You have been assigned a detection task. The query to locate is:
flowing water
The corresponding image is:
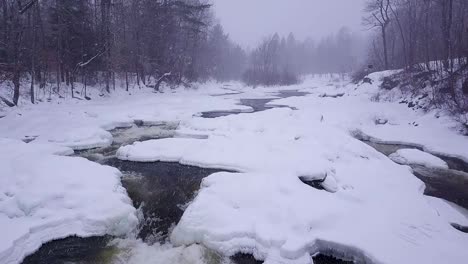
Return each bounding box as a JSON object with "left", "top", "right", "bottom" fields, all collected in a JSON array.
[{"left": 105, "top": 159, "right": 226, "bottom": 242}]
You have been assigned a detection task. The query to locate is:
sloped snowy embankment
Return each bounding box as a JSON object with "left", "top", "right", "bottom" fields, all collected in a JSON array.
[
  {"left": 117, "top": 107, "right": 468, "bottom": 264},
  {"left": 0, "top": 139, "right": 138, "bottom": 264}
]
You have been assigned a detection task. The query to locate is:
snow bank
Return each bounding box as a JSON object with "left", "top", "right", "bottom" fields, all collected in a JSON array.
[
  {"left": 389, "top": 149, "right": 449, "bottom": 169},
  {"left": 0, "top": 139, "right": 138, "bottom": 264}
]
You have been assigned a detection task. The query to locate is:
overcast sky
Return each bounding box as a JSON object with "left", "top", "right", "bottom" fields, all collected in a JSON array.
[{"left": 212, "top": 0, "right": 367, "bottom": 48}]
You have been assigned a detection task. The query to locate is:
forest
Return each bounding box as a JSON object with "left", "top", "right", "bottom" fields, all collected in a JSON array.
[{"left": 0, "top": 0, "right": 467, "bottom": 112}]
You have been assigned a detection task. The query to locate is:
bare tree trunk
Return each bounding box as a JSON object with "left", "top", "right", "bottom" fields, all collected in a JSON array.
[
  {"left": 125, "top": 71, "right": 129, "bottom": 92},
  {"left": 70, "top": 73, "right": 75, "bottom": 98},
  {"left": 12, "top": 27, "right": 23, "bottom": 105},
  {"left": 13, "top": 68, "right": 20, "bottom": 105},
  {"left": 136, "top": 66, "right": 140, "bottom": 87},
  {"left": 101, "top": 0, "right": 111, "bottom": 93},
  {"left": 441, "top": 0, "right": 454, "bottom": 72},
  {"left": 29, "top": 6, "right": 36, "bottom": 104},
  {"left": 65, "top": 70, "right": 70, "bottom": 86},
  {"left": 382, "top": 26, "right": 389, "bottom": 70},
  {"left": 390, "top": 3, "right": 408, "bottom": 69}
]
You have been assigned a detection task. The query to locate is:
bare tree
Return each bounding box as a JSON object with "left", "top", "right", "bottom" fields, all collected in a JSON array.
[
  {"left": 364, "top": 0, "right": 392, "bottom": 70},
  {"left": 439, "top": 0, "right": 454, "bottom": 72}
]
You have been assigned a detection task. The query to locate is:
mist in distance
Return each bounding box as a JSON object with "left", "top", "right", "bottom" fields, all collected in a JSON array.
[{"left": 213, "top": 0, "right": 367, "bottom": 48}]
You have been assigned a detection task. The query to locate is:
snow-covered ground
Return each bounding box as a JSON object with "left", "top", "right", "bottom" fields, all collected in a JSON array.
[{"left": 1, "top": 74, "right": 468, "bottom": 264}]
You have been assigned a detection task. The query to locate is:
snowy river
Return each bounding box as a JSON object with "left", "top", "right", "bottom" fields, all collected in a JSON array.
[
  {"left": 23, "top": 91, "right": 355, "bottom": 264},
  {"left": 4, "top": 81, "right": 467, "bottom": 264}
]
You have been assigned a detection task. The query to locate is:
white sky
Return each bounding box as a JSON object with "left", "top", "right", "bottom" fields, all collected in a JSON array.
[{"left": 212, "top": 0, "right": 367, "bottom": 48}]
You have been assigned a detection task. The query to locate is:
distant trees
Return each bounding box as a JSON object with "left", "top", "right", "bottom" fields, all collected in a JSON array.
[
  {"left": 243, "top": 34, "right": 296, "bottom": 86},
  {"left": 243, "top": 30, "right": 364, "bottom": 86},
  {"left": 197, "top": 23, "right": 247, "bottom": 82}
]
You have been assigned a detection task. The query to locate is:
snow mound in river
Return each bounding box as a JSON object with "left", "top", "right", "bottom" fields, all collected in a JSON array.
[
  {"left": 0, "top": 138, "right": 138, "bottom": 264},
  {"left": 389, "top": 149, "right": 449, "bottom": 169}
]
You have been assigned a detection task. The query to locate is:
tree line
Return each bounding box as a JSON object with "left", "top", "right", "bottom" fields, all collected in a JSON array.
[
  {"left": 243, "top": 28, "right": 365, "bottom": 86},
  {"left": 0, "top": 0, "right": 245, "bottom": 106},
  {"left": 5, "top": 0, "right": 463, "bottom": 108}
]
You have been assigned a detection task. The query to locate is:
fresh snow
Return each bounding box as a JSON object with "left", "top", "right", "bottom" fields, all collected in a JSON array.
[
  {"left": 2, "top": 74, "right": 468, "bottom": 263},
  {"left": 0, "top": 138, "right": 138, "bottom": 264},
  {"left": 389, "top": 149, "right": 449, "bottom": 169}
]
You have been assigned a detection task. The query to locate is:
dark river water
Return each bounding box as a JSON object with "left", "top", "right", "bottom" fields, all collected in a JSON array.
[{"left": 106, "top": 159, "right": 226, "bottom": 242}]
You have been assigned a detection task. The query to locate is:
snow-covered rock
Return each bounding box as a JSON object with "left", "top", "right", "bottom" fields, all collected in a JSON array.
[
  {"left": 0, "top": 139, "right": 138, "bottom": 264},
  {"left": 389, "top": 149, "right": 449, "bottom": 169}
]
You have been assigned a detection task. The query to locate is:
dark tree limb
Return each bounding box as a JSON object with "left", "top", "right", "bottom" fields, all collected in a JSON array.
[
  {"left": 18, "top": 0, "right": 38, "bottom": 14},
  {"left": 73, "top": 48, "right": 107, "bottom": 73},
  {"left": 0, "top": 95, "right": 15, "bottom": 107}
]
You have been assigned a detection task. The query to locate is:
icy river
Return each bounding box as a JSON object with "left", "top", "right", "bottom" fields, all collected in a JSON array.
[
  {"left": 23, "top": 91, "right": 355, "bottom": 264},
  {"left": 22, "top": 89, "right": 468, "bottom": 264},
  {"left": 2, "top": 75, "right": 468, "bottom": 264}
]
